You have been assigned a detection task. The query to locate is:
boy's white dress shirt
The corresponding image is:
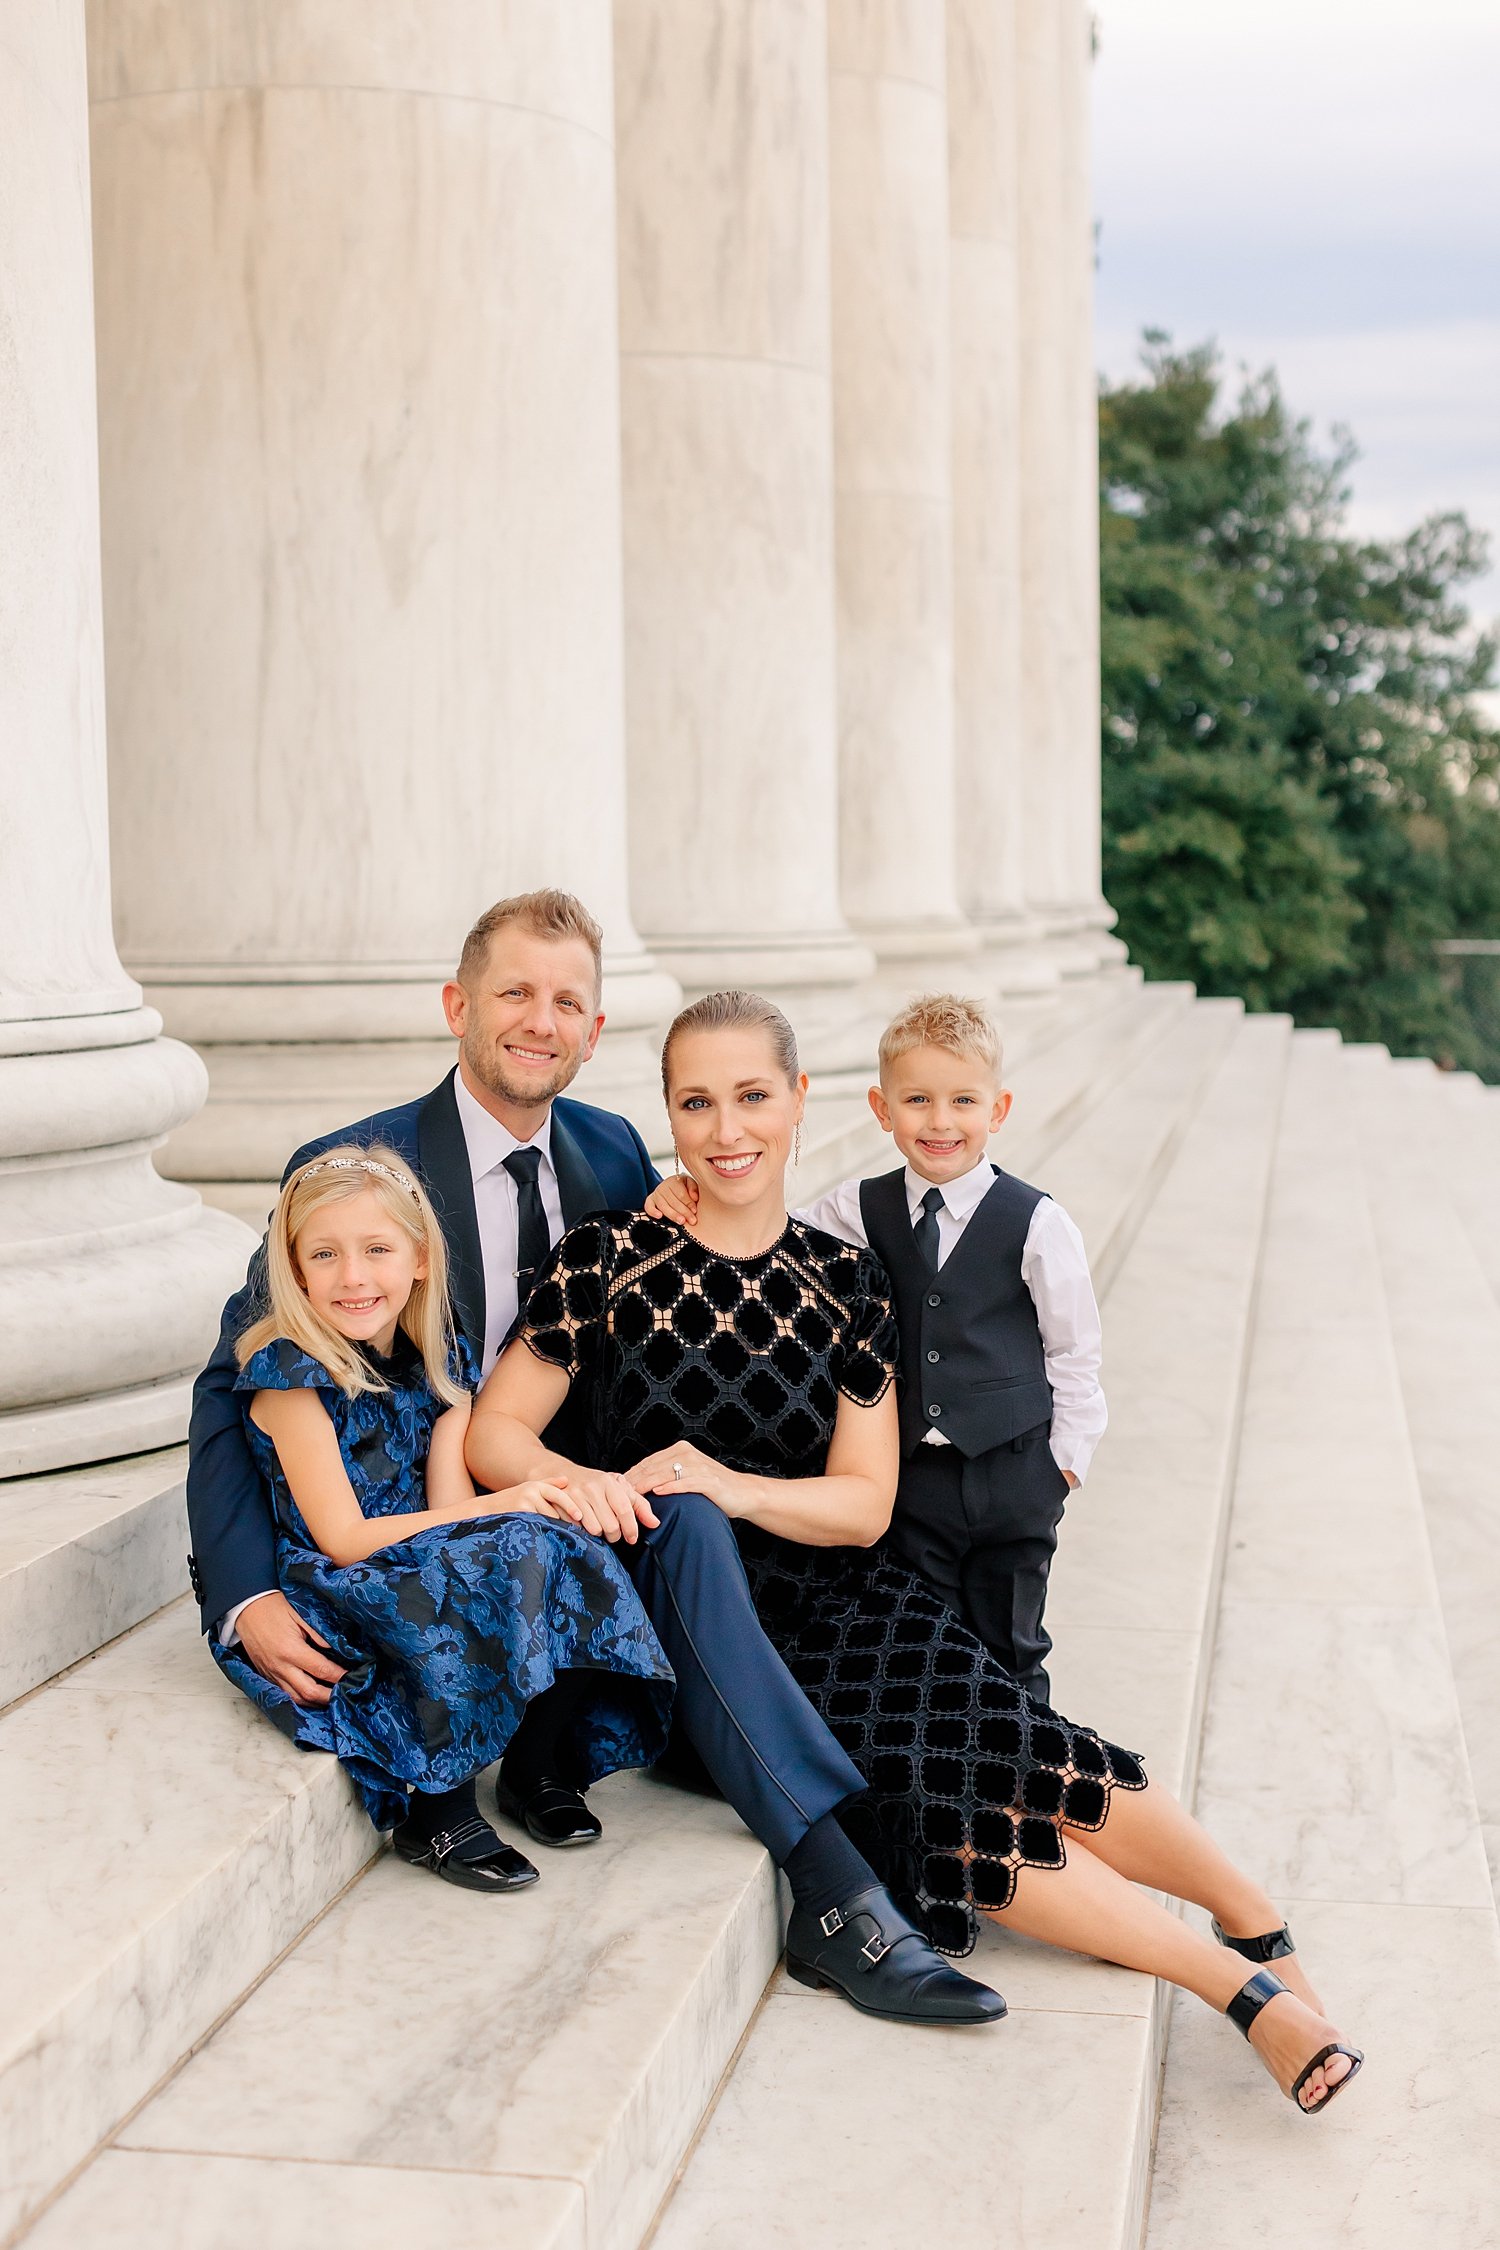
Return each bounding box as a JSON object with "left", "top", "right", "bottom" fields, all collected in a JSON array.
[{"left": 796, "top": 1158, "right": 1106, "bottom": 1484}]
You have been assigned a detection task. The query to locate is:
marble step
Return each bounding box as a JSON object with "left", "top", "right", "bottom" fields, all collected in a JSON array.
[
  {"left": 25, "top": 1774, "right": 779, "bottom": 2250},
  {"left": 21, "top": 997, "right": 1278, "bottom": 2250},
  {"left": 1423, "top": 1062, "right": 1500, "bottom": 1312},
  {"left": 1145, "top": 1032, "right": 1500, "bottom": 2248},
  {"left": 0, "top": 1446, "right": 187, "bottom": 1712},
  {"left": 0, "top": 1600, "right": 380, "bottom": 2243},
  {"left": 1343, "top": 1045, "right": 1500, "bottom": 1904},
  {"left": 649, "top": 1010, "right": 1291, "bottom": 2250}
]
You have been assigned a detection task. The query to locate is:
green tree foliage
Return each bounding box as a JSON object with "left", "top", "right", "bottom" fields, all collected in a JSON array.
[{"left": 1100, "top": 336, "right": 1500, "bottom": 1069}]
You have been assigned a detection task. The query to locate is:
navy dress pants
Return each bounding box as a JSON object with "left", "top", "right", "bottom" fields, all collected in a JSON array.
[
  {"left": 621, "top": 1489, "right": 863, "bottom": 1863},
  {"left": 889, "top": 1426, "right": 1068, "bottom": 1705}
]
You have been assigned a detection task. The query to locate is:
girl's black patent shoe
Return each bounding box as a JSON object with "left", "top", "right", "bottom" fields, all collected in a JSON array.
[{"left": 392, "top": 1813, "right": 539, "bottom": 1894}]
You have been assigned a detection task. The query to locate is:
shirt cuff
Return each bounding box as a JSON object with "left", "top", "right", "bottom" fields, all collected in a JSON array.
[
  {"left": 218, "top": 1588, "right": 278, "bottom": 1648},
  {"left": 1049, "top": 1435, "right": 1095, "bottom": 1485}
]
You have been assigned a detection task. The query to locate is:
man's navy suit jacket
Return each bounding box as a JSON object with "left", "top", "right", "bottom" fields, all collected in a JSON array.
[{"left": 185, "top": 1068, "right": 659, "bottom": 1634}]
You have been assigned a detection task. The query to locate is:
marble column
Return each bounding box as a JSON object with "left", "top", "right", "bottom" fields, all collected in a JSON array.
[
  {"left": 1015, "top": 0, "right": 1117, "bottom": 966},
  {"left": 88, "top": 1, "right": 678, "bottom": 1185},
  {"left": 826, "top": 0, "right": 977, "bottom": 983},
  {"left": 613, "top": 0, "right": 875, "bottom": 1059},
  {"left": 0, "top": 3, "right": 253, "bottom": 1476},
  {"left": 945, "top": 0, "right": 1055, "bottom": 992}
]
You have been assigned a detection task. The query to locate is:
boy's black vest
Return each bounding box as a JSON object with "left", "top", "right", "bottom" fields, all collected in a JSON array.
[{"left": 859, "top": 1164, "right": 1051, "bottom": 1460}]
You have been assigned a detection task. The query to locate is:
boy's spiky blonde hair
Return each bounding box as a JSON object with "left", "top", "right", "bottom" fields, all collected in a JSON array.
[{"left": 877, "top": 993, "right": 1003, "bottom": 1080}]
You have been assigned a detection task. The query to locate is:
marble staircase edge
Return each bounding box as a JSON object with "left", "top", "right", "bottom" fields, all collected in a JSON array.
[
  {"left": 0, "top": 1448, "right": 188, "bottom": 1712},
  {"left": 1143, "top": 1029, "right": 1500, "bottom": 2249},
  {"left": 0, "top": 1600, "right": 381, "bottom": 2242},
  {"left": 1343, "top": 1044, "right": 1500, "bottom": 1911},
  {"left": 645, "top": 1011, "right": 1291, "bottom": 2250}
]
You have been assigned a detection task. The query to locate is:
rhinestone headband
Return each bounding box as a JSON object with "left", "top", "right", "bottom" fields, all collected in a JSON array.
[{"left": 298, "top": 1155, "right": 421, "bottom": 1202}]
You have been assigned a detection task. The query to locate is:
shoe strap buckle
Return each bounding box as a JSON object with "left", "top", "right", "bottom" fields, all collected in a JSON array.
[
  {"left": 819, "top": 1906, "right": 845, "bottom": 1938},
  {"left": 859, "top": 1930, "right": 891, "bottom": 1966}
]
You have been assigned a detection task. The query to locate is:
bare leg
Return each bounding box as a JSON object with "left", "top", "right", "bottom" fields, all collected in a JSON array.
[
  {"left": 988, "top": 1840, "right": 1356, "bottom": 2111},
  {"left": 1067, "top": 1782, "right": 1324, "bottom": 2012}
]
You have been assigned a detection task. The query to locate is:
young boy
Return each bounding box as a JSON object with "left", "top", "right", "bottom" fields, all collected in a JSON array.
[{"left": 649, "top": 993, "right": 1104, "bottom": 1703}]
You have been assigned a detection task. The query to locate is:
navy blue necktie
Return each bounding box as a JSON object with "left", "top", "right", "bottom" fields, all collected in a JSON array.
[
  {"left": 913, "top": 1185, "right": 945, "bottom": 1271},
  {"left": 504, "top": 1147, "right": 550, "bottom": 1311}
]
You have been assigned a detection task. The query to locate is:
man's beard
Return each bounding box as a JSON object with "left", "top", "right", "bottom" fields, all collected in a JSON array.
[{"left": 463, "top": 1031, "right": 583, "bottom": 1111}]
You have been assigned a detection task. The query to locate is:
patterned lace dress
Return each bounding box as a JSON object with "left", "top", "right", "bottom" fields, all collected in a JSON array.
[
  {"left": 219, "top": 1330, "right": 674, "bottom": 1831},
  {"left": 520, "top": 1213, "right": 1146, "bottom": 1956}
]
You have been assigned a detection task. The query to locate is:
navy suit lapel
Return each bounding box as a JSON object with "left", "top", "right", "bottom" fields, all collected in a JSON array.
[
  {"left": 416, "top": 1071, "right": 486, "bottom": 1356},
  {"left": 551, "top": 1107, "right": 607, "bottom": 1227}
]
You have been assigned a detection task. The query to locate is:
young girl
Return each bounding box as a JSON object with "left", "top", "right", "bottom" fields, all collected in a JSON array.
[{"left": 223, "top": 1144, "right": 674, "bottom": 1892}]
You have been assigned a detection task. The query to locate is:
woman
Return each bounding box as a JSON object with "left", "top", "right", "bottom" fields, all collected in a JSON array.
[{"left": 467, "top": 992, "right": 1362, "bottom": 2115}]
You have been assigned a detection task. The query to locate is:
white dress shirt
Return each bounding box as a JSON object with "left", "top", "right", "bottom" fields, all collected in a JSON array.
[
  {"left": 451, "top": 1070, "right": 564, "bottom": 1378},
  {"left": 796, "top": 1157, "right": 1107, "bottom": 1483},
  {"left": 221, "top": 1076, "right": 564, "bottom": 1644}
]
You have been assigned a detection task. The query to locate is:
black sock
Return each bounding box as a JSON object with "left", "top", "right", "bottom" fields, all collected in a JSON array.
[
  {"left": 500, "top": 1670, "right": 598, "bottom": 1797},
  {"left": 781, "top": 1812, "right": 878, "bottom": 1919},
  {"left": 401, "top": 1777, "right": 499, "bottom": 1863}
]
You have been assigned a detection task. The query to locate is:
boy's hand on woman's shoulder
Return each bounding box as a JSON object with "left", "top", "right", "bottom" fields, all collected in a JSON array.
[{"left": 644, "top": 1174, "right": 700, "bottom": 1227}]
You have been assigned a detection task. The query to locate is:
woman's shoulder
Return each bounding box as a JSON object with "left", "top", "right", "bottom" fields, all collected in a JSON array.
[
  {"left": 234, "top": 1337, "right": 337, "bottom": 1395},
  {"left": 553, "top": 1209, "right": 682, "bottom": 1274},
  {"left": 786, "top": 1218, "right": 891, "bottom": 1305}
]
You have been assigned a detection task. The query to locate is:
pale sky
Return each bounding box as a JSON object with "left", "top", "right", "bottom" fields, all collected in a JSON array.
[{"left": 1092, "top": 0, "right": 1500, "bottom": 634}]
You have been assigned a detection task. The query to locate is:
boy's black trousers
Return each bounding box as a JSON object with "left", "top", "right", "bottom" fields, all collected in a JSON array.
[{"left": 886, "top": 1421, "right": 1069, "bottom": 1705}]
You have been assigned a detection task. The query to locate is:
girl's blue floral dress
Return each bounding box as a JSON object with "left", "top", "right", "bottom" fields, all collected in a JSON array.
[{"left": 217, "top": 1331, "right": 674, "bottom": 1831}]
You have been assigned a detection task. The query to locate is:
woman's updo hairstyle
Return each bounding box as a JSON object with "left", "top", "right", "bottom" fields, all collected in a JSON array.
[{"left": 661, "top": 989, "right": 800, "bottom": 1100}]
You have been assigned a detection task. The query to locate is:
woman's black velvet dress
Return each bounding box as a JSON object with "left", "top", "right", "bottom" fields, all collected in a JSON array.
[{"left": 521, "top": 1213, "right": 1146, "bottom": 1956}]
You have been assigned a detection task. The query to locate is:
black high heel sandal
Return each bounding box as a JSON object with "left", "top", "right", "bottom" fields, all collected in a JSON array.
[
  {"left": 1212, "top": 1915, "right": 1295, "bottom": 1963},
  {"left": 1226, "top": 1969, "right": 1364, "bottom": 2115}
]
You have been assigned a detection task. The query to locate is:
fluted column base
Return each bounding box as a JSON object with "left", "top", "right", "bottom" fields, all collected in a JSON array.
[{"left": 0, "top": 1012, "right": 255, "bottom": 1476}]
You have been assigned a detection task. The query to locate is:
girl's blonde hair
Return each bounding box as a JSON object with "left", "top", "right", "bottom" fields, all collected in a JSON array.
[{"left": 236, "top": 1144, "right": 467, "bottom": 1405}]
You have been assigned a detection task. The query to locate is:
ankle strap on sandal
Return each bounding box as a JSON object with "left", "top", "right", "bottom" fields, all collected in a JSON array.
[
  {"left": 1212, "top": 1917, "right": 1295, "bottom": 1963},
  {"left": 1226, "top": 1968, "right": 1289, "bottom": 2040}
]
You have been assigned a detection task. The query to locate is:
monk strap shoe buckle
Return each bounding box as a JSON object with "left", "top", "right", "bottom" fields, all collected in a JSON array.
[
  {"left": 819, "top": 1906, "right": 846, "bottom": 1937},
  {"left": 859, "top": 1930, "right": 892, "bottom": 1967}
]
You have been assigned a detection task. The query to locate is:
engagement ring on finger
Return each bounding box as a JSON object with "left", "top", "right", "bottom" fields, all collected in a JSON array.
[{"left": 672, "top": 1462, "right": 683, "bottom": 1480}]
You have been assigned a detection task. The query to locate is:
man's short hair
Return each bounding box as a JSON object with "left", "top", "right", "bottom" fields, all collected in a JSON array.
[
  {"left": 877, "top": 993, "right": 1003, "bottom": 1080},
  {"left": 457, "top": 889, "right": 605, "bottom": 996}
]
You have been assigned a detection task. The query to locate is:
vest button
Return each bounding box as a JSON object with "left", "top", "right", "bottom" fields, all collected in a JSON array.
[
  {"left": 926, "top": 1349, "right": 940, "bottom": 1363},
  {"left": 927, "top": 1403, "right": 942, "bottom": 1418},
  {"left": 927, "top": 1293, "right": 941, "bottom": 1307}
]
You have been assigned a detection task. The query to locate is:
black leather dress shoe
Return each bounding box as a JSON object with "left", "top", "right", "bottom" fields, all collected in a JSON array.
[
  {"left": 494, "top": 1774, "right": 603, "bottom": 1848},
  {"left": 392, "top": 1813, "right": 539, "bottom": 1893},
  {"left": 785, "top": 1885, "right": 1007, "bottom": 2026}
]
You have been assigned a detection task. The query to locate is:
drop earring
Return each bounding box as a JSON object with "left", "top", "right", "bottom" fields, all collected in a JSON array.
[{"left": 793, "top": 1121, "right": 803, "bottom": 1167}]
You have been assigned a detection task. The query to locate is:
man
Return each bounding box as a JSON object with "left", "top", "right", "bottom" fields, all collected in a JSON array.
[{"left": 188, "top": 889, "right": 1002, "bottom": 2027}]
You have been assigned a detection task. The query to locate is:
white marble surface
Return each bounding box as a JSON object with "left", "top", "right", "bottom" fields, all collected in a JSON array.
[
  {"left": 88, "top": 1, "right": 672, "bottom": 1163},
  {"left": 114, "top": 1772, "right": 779, "bottom": 2250},
  {"left": 613, "top": 0, "right": 875, "bottom": 1033},
  {"left": 0, "top": 1602, "right": 375, "bottom": 2239},
  {"left": 652, "top": 1983, "right": 1151, "bottom": 2250},
  {"left": 827, "top": 3, "right": 968, "bottom": 959},
  {"left": 0, "top": 1446, "right": 187, "bottom": 1705},
  {"left": 26, "top": 2149, "right": 586, "bottom": 2250},
  {"left": 0, "top": 2, "right": 252, "bottom": 1467},
  {"left": 1350, "top": 1055, "right": 1500, "bottom": 1903},
  {"left": 946, "top": 0, "right": 1038, "bottom": 966},
  {"left": 1143, "top": 1032, "right": 1500, "bottom": 2245}
]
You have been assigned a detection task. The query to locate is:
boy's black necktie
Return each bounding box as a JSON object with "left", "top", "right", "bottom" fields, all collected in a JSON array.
[
  {"left": 504, "top": 1146, "right": 551, "bottom": 1311},
  {"left": 913, "top": 1185, "right": 945, "bottom": 1271}
]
